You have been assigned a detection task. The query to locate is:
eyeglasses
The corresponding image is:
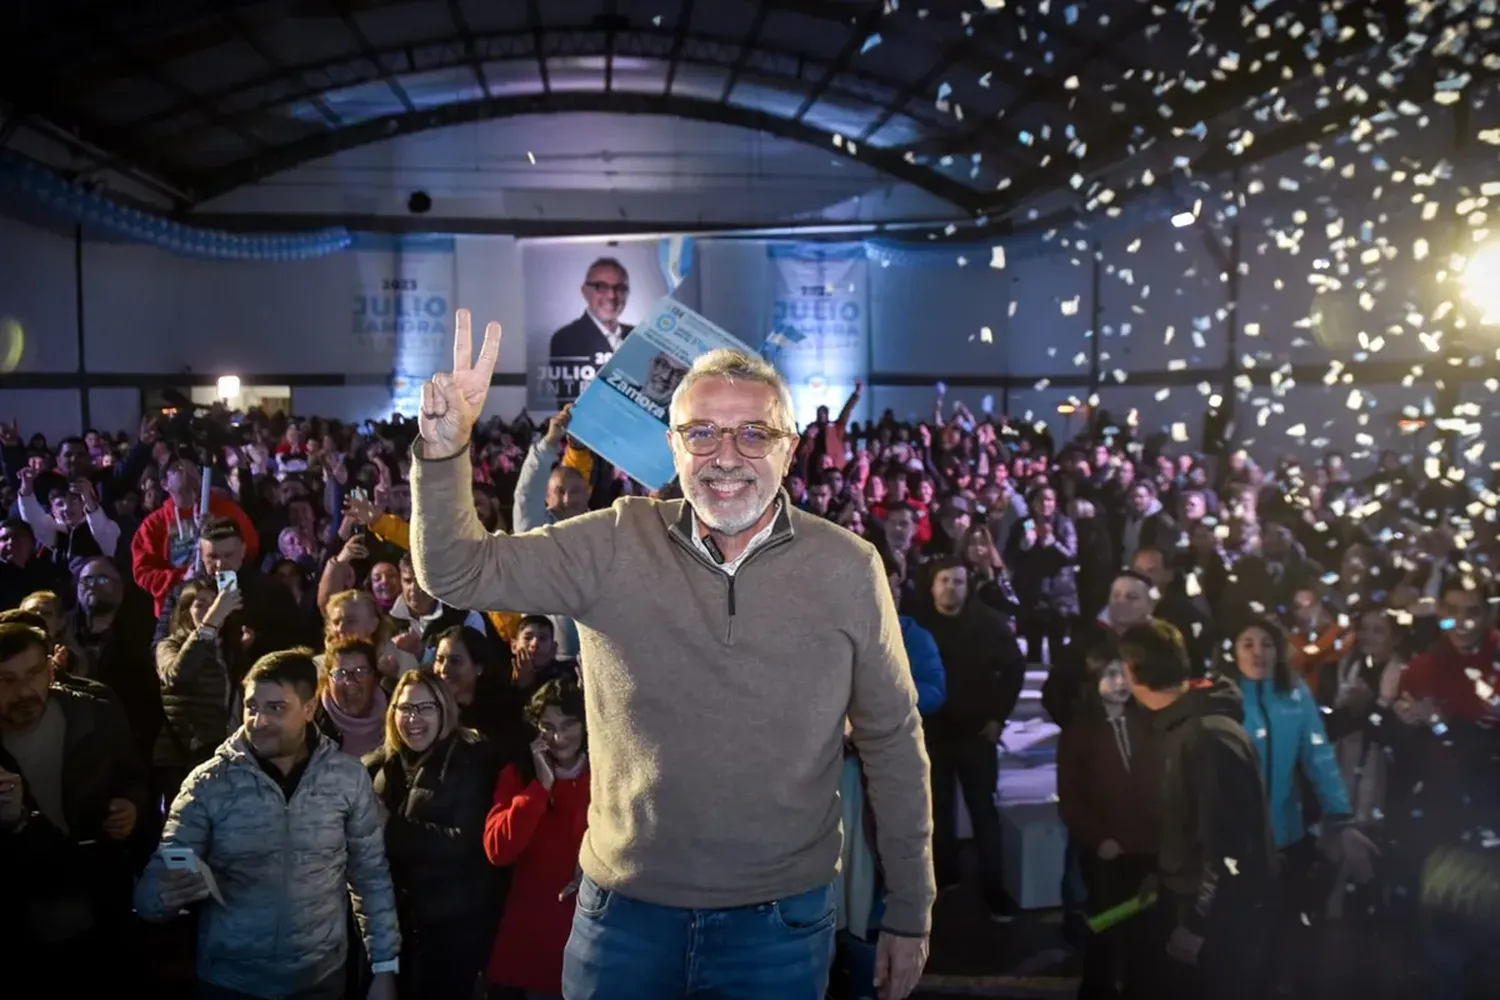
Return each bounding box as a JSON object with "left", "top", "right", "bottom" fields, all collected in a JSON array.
[
  {"left": 584, "top": 281, "right": 629, "bottom": 296},
  {"left": 330, "top": 665, "right": 373, "bottom": 682},
  {"left": 673, "top": 422, "right": 793, "bottom": 460},
  {"left": 395, "top": 702, "right": 439, "bottom": 720}
]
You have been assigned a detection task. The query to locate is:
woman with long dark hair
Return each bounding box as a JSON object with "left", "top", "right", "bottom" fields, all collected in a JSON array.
[
  {"left": 1225, "top": 617, "right": 1380, "bottom": 994},
  {"left": 432, "top": 624, "right": 528, "bottom": 758}
]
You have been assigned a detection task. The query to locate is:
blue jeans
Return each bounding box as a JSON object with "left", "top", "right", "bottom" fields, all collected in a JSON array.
[{"left": 561, "top": 877, "right": 837, "bottom": 1000}]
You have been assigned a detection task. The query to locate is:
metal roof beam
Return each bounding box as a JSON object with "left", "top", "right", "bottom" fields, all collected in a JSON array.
[
  {"left": 334, "top": 1, "right": 416, "bottom": 113},
  {"left": 526, "top": 0, "right": 551, "bottom": 94},
  {"left": 220, "top": 8, "right": 341, "bottom": 128},
  {"left": 719, "top": 4, "right": 772, "bottom": 104},
  {"left": 130, "top": 26, "right": 929, "bottom": 139},
  {"left": 83, "top": 21, "right": 264, "bottom": 152},
  {"left": 662, "top": 0, "right": 696, "bottom": 96},
  {"left": 790, "top": 1, "right": 886, "bottom": 123},
  {"left": 856, "top": 10, "right": 1035, "bottom": 147},
  {"left": 189, "top": 91, "right": 986, "bottom": 213},
  {"left": 445, "top": 0, "right": 491, "bottom": 97}
]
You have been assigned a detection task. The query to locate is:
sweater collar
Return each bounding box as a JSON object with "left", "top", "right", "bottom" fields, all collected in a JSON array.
[{"left": 664, "top": 489, "right": 796, "bottom": 558}]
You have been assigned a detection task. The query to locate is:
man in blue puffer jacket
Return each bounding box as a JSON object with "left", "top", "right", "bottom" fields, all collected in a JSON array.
[{"left": 135, "top": 649, "right": 401, "bottom": 1000}]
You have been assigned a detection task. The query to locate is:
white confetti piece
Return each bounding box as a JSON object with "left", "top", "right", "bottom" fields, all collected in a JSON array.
[
  {"left": 990, "top": 246, "right": 1006, "bottom": 270},
  {"left": 527, "top": 151, "right": 536, "bottom": 164},
  {"left": 980, "top": 326, "right": 994, "bottom": 343},
  {"left": 1225, "top": 857, "right": 1239, "bottom": 875}
]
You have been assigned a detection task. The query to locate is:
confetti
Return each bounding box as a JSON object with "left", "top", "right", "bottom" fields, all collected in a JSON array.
[
  {"left": 527, "top": 151, "right": 536, "bottom": 164},
  {"left": 860, "top": 33, "right": 883, "bottom": 54},
  {"left": 990, "top": 246, "right": 1006, "bottom": 270}
]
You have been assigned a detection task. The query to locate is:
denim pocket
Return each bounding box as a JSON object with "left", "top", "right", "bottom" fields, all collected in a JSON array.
[
  {"left": 770, "top": 884, "right": 836, "bottom": 933},
  {"left": 575, "top": 875, "right": 613, "bottom": 917}
]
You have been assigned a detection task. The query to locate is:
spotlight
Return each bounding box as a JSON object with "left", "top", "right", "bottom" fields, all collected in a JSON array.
[
  {"left": 1460, "top": 241, "right": 1500, "bottom": 324},
  {"left": 217, "top": 375, "right": 241, "bottom": 400}
]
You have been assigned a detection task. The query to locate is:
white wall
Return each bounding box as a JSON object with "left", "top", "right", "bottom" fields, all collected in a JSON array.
[{"left": 1, "top": 179, "right": 1492, "bottom": 471}]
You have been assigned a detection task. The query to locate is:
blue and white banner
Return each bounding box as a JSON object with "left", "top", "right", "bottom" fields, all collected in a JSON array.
[
  {"left": 567, "top": 297, "right": 755, "bottom": 490},
  {"left": 767, "top": 243, "right": 868, "bottom": 426},
  {"left": 350, "top": 234, "right": 457, "bottom": 417}
]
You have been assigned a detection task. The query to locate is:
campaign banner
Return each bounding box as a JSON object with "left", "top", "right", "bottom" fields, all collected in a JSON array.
[
  {"left": 767, "top": 243, "right": 869, "bottom": 426},
  {"left": 522, "top": 240, "right": 669, "bottom": 411},
  {"left": 349, "top": 234, "right": 457, "bottom": 416},
  {"left": 566, "top": 297, "right": 755, "bottom": 490}
]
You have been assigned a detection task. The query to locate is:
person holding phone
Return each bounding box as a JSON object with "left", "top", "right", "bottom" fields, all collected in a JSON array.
[
  {"left": 484, "top": 677, "right": 591, "bottom": 1000},
  {"left": 154, "top": 577, "right": 245, "bottom": 801},
  {"left": 135, "top": 649, "right": 401, "bottom": 1000}
]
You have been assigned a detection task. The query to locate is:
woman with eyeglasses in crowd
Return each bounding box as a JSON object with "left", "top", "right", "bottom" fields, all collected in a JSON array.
[
  {"left": 365, "top": 670, "right": 501, "bottom": 1000},
  {"left": 483, "top": 677, "right": 589, "bottom": 1000}
]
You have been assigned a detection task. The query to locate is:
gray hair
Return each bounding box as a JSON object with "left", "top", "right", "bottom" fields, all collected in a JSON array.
[{"left": 668, "top": 348, "right": 796, "bottom": 433}]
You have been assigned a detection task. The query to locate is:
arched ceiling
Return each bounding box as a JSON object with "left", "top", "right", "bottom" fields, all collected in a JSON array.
[{"left": 0, "top": 0, "right": 1489, "bottom": 224}]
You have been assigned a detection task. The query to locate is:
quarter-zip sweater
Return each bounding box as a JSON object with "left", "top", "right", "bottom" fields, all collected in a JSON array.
[{"left": 410, "top": 448, "right": 936, "bottom": 936}]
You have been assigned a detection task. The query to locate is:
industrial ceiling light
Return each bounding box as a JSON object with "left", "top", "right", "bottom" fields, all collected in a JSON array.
[{"left": 1460, "top": 241, "right": 1500, "bottom": 324}]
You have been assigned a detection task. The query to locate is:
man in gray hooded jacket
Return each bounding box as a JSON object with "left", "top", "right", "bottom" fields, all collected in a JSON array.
[{"left": 134, "top": 649, "right": 401, "bottom": 1000}]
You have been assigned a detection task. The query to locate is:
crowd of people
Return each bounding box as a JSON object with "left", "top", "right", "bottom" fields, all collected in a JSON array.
[{"left": 1, "top": 344, "right": 1498, "bottom": 999}]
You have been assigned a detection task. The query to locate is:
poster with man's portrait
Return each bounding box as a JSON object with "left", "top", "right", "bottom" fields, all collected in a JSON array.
[{"left": 522, "top": 241, "right": 668, "bottom": 412}]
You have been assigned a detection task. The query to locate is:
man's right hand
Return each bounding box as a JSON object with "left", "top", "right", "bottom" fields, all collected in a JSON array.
[
  {"left": 16, "top": 467, "right": 35, "bottom": 497},
  {"left": 157, "top": 867, "right": 211, "bottom": 911},
  {"left": 419, "top": 309, "right": 502, "bottom": 459},
  {"left": 543, "top": 404, "right": 573, "bottom": 448}
]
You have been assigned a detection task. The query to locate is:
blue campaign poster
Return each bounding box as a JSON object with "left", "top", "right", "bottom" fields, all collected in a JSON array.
[{"left": 566, "top": 297, "right": 755, "bottom": 490}]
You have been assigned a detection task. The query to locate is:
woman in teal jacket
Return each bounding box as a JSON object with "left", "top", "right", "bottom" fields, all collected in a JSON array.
[
  {"left": 1226, "top": 618, "right": 1379, "bottom": 991},
  {"left": 1228, "top": 618, "right": 1359, "bottom": 849}
]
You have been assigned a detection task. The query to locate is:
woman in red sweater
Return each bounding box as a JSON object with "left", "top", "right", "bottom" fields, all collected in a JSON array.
[{"left": 484, "top": 677, "right": 589, "bottom": 1000}]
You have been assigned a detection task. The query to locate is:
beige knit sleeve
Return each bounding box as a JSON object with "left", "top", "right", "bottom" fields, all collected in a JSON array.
[{"left": 409, "top": 446, "right": 617, "bottom": 621}]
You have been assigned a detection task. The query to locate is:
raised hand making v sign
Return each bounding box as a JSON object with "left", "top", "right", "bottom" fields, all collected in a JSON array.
[{"left": 418, "top": 309, "right": 502, "bottom": 459}]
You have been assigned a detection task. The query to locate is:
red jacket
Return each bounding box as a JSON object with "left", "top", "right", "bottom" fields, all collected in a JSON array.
[
  {"left": 130, "top": 495, "right": 260, "bottom": 614},
  {"left": 1400, "top": 630, "right": 1500, "bottom": 726},
  {"left": 484, "top": 760, "right": 590, "bottom": 994}
]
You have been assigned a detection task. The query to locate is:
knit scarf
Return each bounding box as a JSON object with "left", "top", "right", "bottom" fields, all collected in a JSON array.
[{"left": 322, "top": 685, "right": 388, "bottom": 758}]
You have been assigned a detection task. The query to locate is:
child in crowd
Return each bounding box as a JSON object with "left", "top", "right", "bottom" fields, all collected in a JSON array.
[{"left": 1057, "top": 649, "right": 1162, "bottom": 999}]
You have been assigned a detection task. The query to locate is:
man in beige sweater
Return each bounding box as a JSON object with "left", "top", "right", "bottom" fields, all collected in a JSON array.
[{"left": 411, "top": 311, "right": 933, "bottom": 1000}]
